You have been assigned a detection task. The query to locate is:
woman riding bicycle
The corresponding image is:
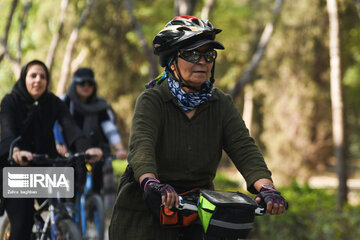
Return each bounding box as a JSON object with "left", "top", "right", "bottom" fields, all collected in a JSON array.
[
  {"left": 109, "top": 16, "right": 288, "bottom": 240},
  {"left": 54, "top": 67, "right": 127, "bottom": 212},
  {"left": 0, "top": 60, "right": 103, "bottom": 240}
]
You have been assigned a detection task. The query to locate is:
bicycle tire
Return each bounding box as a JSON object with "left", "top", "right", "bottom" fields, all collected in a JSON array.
[
  {"left": 85, "top": 194, "right": 105, "bottom": 240},
  {"left": 0, "top": 216, "right": 10, "bottom": 240},
  {"left": 0, "top": 216, "right": 44, "bottom": 240},
  {"left": 57, "top": 219, "right": 82, "bottom": 240},
  {"left": 0, "top": 214, "right": 51, "bottom": 240}
]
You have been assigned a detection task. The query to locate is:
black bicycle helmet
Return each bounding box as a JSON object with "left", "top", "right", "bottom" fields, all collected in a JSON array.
[{"left": 153, "top": 16, "right": 224, "bottom": 67}]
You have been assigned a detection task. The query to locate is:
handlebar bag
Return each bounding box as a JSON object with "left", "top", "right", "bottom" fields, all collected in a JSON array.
[
  {"left": 143, "top": 186, "right": 200, "bottom": 228},
  {"left": 198, "top": 189, "right": 257, "bottom": 239},
  {"left": 159, "top": 188, "right": 199, "bottom": 228},
  {"left": 159, "top": 205, "right": 198, "bottom": 227}
]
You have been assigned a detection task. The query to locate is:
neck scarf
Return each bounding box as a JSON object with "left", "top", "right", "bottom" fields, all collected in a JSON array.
[
  {"left": 67, "top": 81, "right": 109, "bottom": 114},
  {"left": 168, "top": 76, "right": 213, "bottom": 112}
]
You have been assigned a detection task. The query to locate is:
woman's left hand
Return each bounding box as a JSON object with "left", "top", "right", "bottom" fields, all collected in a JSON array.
[
  {"left": 85, "top": 147, "right": 103, "bottom": 163},
  {"left": 255, "top": 185, "right": 288, "bottom": 215}
]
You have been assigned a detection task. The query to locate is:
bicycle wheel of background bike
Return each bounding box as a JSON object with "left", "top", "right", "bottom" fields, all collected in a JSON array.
[
  {"left": 85, "top": 194, "right": 105, "bottom": 240},
  {"left": 0, "top": 216, "right": 10, "bottom": 240},
  {"left": 1, "top": 215, "right": 52, "bottom": 240},
  {"left": 57, "top": 219, "right": 82, "bottom": 240}
]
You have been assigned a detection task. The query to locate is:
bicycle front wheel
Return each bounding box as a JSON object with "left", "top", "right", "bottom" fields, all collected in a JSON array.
[
  {"left": 85, "top": 194, "right": 105, "bottom": 240},
  {"left": 0, "top": 216, "right": 10, "bottom": 240},
  {"left": 57, "top": 219, "right": 82, "bottom": 240}
]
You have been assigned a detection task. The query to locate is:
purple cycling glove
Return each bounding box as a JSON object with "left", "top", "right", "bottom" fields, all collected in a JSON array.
[
  {"left": 256, "top": 185, "right": 288, "bottom": 209},
  {"left": 141, "top": 177, "right": 176, "bottom": 196}
]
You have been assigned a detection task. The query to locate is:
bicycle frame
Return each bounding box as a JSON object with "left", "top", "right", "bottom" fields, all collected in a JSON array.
[
  {"left": 75, "top": 163, "right": 102, "bottom": 237},
  {"left": 31, "top": 171, "right": 79, "bottom": 240},
  {"left": 34, "top": 199, "right": 61, "bottom": 240}
]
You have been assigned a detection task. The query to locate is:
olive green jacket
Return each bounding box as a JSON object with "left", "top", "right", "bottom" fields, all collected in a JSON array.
[{"left": 128, "top": 80, "right": 271, "bottom": 192}]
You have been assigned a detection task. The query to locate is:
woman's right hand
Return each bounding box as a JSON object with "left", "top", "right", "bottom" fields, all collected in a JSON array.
[
  {"left": 140, "top": 176, "right": 179, "bottom": 209},
  {"left": 55, "top": 142, "right": 68, "bottom": 157},
  {"left": 12, "top": 148, "right": 33, "bottom": 166},
  {"left": 84, "top": 147, "right": 103, "bottom": 163}
]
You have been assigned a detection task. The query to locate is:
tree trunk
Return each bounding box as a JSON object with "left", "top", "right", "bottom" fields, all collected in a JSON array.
[
  {"left": 327, "top": 0, "right": 347, "bottom": 209},
  {"left": 354, "top": 0, "right": 360, "bottom": 18},
  {"left": 16, "top": 1, "right": 31, "bottom": 64},
  {"left": 46, "top": 0, "right": 69, "bottom": 73},
  {"left": 9, "top": 1, "right": 31, "bottom": 77},
  {"left": 0, "top": 0, "right": 30, "bottom": 76},
  {"left": 242, "top": 86, "right": 254, "bottom": 134},
  {"left": 0, "top": 0, "right": 19, "bottom": 63},
  {"left": 71, "top": 48, "right": 88, "bottom": 73},
  {"left": 201, "top": 0, "right": 215, "bottom": 19},
  {"left": 56, "top": 0, "right": 96, "bottom": 96},
  {"left": 175, "top": 0, "right": 198, "bottom": 16},
  {"left": 124, "top": 0, "right": 159, "bottom": 78},
  {"left": 228, "top": 0, "right": 284, "bottom": 100}
]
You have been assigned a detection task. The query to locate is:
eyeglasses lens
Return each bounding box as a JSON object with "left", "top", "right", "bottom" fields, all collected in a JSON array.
[
  {"left": 179, "top": 50, "right": 217, "bottom": 63},
  {"left": 78, "top": 81, "right": 94, "bottom": 87}
]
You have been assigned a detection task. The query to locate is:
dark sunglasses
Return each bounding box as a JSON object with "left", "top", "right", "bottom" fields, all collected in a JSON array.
[
  {"left": 77, "top": 81, "right": 95, "bottom": 87},
  {"left": 178, "top": 49, "right": 217, "bottom": 63}
]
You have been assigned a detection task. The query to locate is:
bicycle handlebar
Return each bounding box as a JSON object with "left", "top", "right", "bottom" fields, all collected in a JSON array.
[
  {"left": 32, "top": 153, "right": 93, "bottom": 165},
  {"left": 10, "top": 153, "right": 91, "bottom": 167},
  {"left": 7, "top": 136, "right": 22, "bottom": 165},
  {"left": 7, "top": 136, "right": 98, "bottom": 166}
]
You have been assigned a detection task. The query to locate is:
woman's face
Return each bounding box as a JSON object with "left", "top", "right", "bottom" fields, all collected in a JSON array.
[
  {"left": 171, "top": 44, "right": 214, "bottom": 92},
  {"left": 25, "top": 64, "right": 47, "bottom": 100},
  {"left": 75, "top": 81, "right": 95, "bottom": 102}
]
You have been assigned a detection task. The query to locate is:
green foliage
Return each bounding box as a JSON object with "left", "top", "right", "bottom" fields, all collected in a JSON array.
[
  {"left": 250, "top": 182, "right": 360, "bottom": 240},
  {"left": 213, "top": 172, "right": 241, "bottom": 190},
  {"left": 340, "top": 0, "right": 360, "bottom": 161},
  {"left": 252, "top": 0, "right": 336, "bottom": 182},
  {"left": 0, "top": 62, "right": 15, "bottom": 99},
  {"left": 214, "top": 0, "right": 273, "bottom": 90}
]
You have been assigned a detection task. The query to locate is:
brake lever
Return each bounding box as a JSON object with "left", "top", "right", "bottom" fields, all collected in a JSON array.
[
  {"left": 177, "top": 196, "right": 198, "bottom": 212},
  {"left": 255, "top": 207, "right": 265, "bottom": 216}
]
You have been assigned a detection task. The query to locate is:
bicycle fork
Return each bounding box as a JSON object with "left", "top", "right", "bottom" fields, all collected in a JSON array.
[
  {"left": 39, "top": 204, "right": 57, "bottom": 240},
  {"left": 80, "top": 194, "right": 87, "bottom": 236},
  {"left": 79, "top": 170, "right": 102, "bottom": 237}
]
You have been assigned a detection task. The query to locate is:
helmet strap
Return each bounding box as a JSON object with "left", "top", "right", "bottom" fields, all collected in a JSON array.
[{"left": 209, "top": 63, "right": 215, "bottom": 84}]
